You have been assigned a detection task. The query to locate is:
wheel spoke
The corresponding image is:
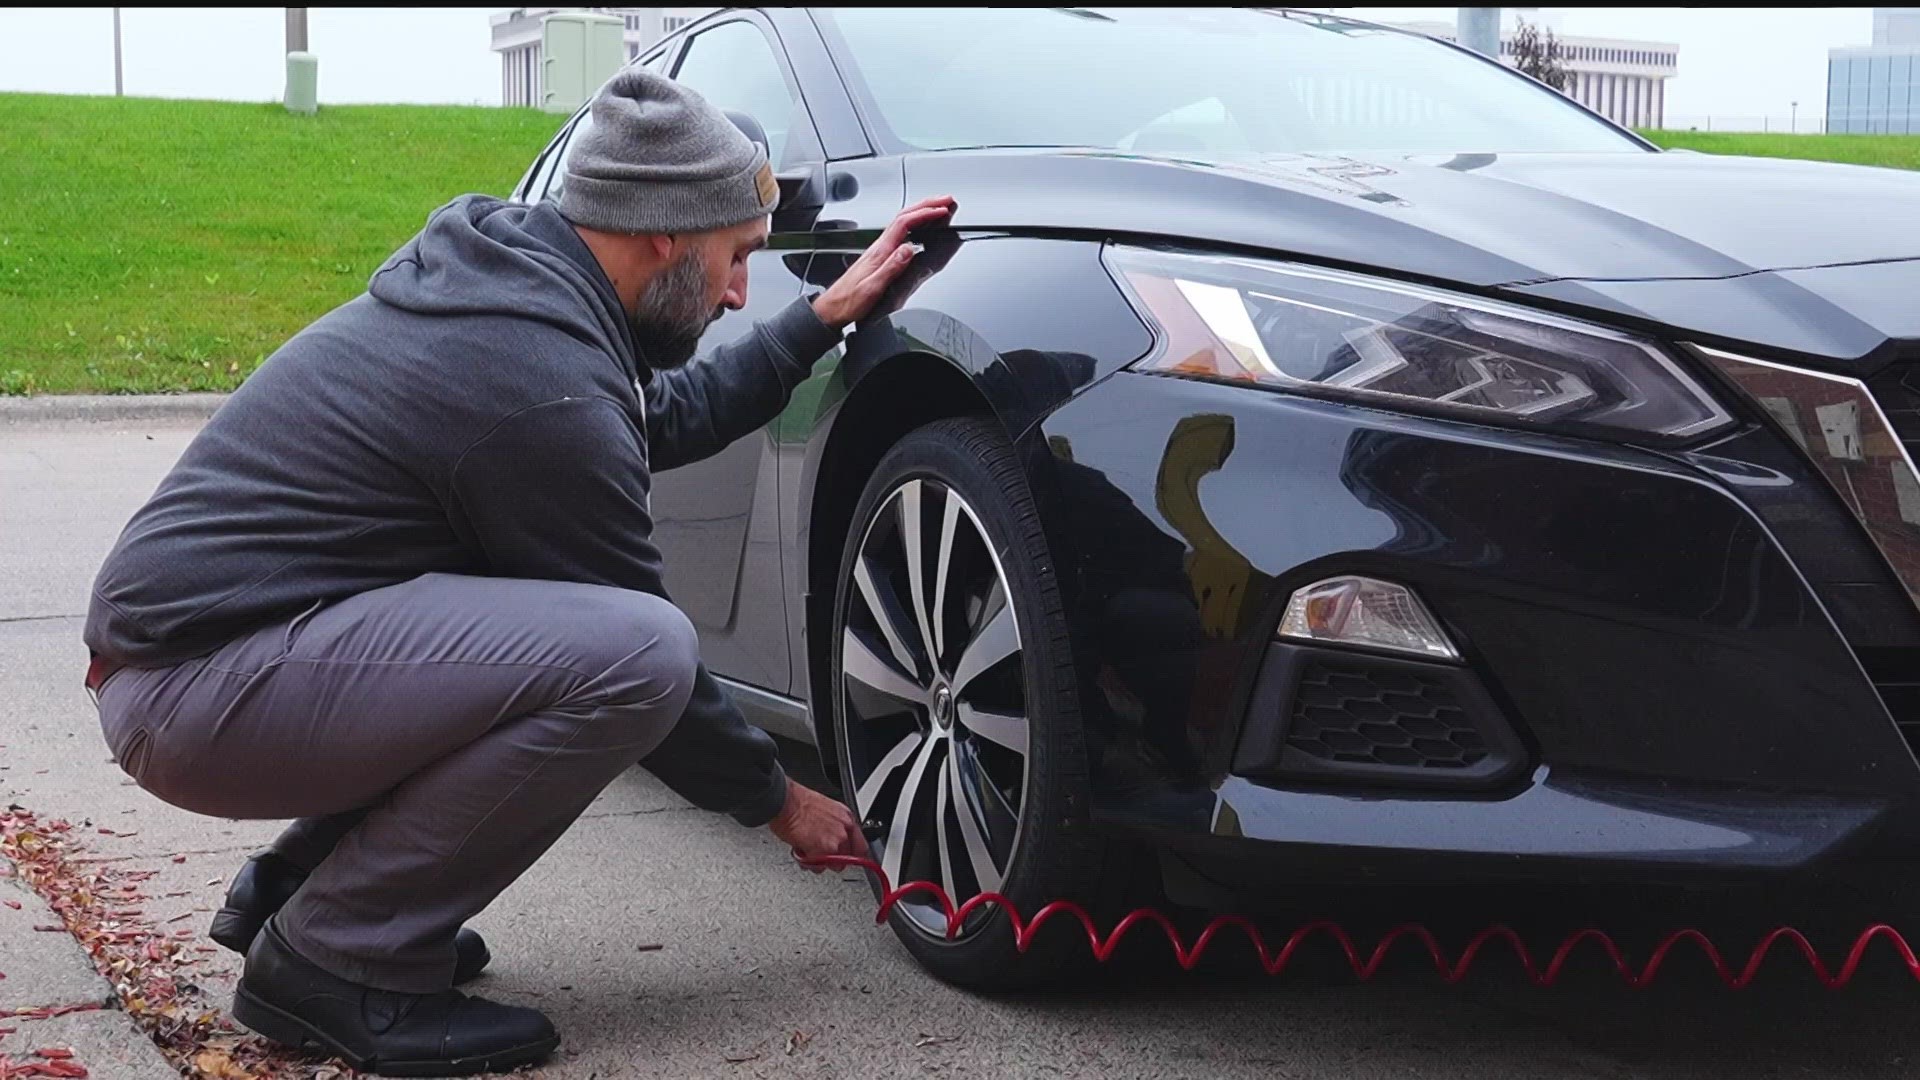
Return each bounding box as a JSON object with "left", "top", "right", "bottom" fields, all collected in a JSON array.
[
  {"left": 949, "top": 747, "right": 1003, "bottom": 893},
  {"left": 935, "top": 758, "right": 959, "bottom": 903},
  {"left": 952, "top": 600, "right": 1018, "bottom": 698},
  {"left": 930, "top": 494, "right": 962, "bottom": 669},
  {"left": 843, "top": 627, "right": 928, "bottom": 708},
  {"left": 853, "top": 554, "right": 920, "bottom": 679},
  {"left": 956, "top": 702, "right": 1028, "bottom": 758},
  {"left": 853, "top": 729, "right": 925, "bottom": 819},
  {"left": 899, "top": 482, "right": 941, "bottom": 677},
  {"left": 881, "top": 734, "right": 941, "bottom": 890}
]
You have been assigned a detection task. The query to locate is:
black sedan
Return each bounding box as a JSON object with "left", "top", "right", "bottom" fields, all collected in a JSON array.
[{"left": 512, "top": 7, "right": 1920, "bottom": 987}]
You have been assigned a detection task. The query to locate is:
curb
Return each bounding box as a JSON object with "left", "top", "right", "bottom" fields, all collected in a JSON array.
[{"left": 0, "top": 393, "right": 228, "bottom": 424}]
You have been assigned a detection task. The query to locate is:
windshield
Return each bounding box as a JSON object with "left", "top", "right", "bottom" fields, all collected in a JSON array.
[{"left": 819, "top": 7, "right": 1643, "bottom": 156}]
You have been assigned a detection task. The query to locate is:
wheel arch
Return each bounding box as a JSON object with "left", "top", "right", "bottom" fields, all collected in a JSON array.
[{"left": 800, "top": 350, "right": 1003, "bottom": 766}]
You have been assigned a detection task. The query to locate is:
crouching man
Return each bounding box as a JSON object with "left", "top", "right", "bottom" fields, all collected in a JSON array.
[{"left": 83, "top": 67, "right": 954, "bottom": 1076}]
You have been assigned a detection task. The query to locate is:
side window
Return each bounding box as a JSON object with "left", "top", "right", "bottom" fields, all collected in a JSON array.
[
  {"left": 542, "top": 111, "right": 594, "bottom": 204},
  {"left": 672, "top": 21, "right": 802, "bottom": 167}
]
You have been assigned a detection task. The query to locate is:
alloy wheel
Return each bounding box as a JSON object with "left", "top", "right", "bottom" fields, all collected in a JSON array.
[{"left": 839, "top": 478, "right": 1031, "bottom": 937}]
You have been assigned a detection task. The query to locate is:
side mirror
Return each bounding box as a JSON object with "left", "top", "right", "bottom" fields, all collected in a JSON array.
[
  {"left": 722, "top": 109, "right": 822, "bottom": 212},
  {"left": 724, "top": 109, "right": 771, "bottom": 158}
]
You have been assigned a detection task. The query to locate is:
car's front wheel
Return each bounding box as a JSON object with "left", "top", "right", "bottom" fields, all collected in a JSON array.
[{"left": 830, "top": 417, "right": 1127, "bottom": 989}]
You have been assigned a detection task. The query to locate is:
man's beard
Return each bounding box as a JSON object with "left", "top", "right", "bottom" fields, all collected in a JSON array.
[{"left": 629, "top": 252, "right": 724, "bottom": 370}]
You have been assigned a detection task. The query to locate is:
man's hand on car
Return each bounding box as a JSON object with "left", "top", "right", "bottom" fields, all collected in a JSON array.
[
  {"left": 768, "top": 779, "right": 869, "bottom": 870},
  {"left": 810, "top": 195, "right": 958, "bottom": 330}
]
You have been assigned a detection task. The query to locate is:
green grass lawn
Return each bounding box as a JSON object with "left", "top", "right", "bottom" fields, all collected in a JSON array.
[
  {"left": 1640, "top": 129, "right": 1920, "bottom": 170},
  {"left": 3, "top": 93, "right": 1918, "bottom": 396},
  {"left": 0, "top": 93, "right": 559, "bottom": 394}
]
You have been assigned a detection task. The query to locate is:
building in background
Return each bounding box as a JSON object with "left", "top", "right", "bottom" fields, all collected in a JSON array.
[
  {"left": 1828, "top": 8, "right": 1920, "bottom": 134},
  {"left": 1381, "top": 9, "right": 1677, "bottom": 129},
  {"left": 491, "top": 6, "right": 714, "bottom": 107},
  {"left": 490, "top": 7, "right": 1674, "bottom": 128}
]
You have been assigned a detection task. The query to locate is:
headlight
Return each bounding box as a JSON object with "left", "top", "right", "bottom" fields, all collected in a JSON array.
[{"left": 1106, "top": 246, "right": 1731, "bottom": 442}]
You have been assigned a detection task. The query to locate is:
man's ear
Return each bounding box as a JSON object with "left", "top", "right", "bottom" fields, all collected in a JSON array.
[{"left": 647, "top": 233, "right": 675, "bottom": 262}]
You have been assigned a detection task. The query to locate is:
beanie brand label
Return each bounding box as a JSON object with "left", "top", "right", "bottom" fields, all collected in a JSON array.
[{"left": 755, "top": 163, "right": 779, "bottom": 209}]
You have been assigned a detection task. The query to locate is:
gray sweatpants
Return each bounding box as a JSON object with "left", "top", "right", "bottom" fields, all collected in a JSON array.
[{"left": 95, "top": 572, "right": 699, "bottom": 992}]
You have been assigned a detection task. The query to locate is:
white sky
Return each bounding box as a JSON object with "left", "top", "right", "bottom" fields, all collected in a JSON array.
[{"left": 0, "top": 7, "right": 1881, "bottom": 122}]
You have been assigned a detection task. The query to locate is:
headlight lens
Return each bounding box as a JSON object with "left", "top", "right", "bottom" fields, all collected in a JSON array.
[{"left": 1107, "top": 246, "right": 1731, "bottom": 442}]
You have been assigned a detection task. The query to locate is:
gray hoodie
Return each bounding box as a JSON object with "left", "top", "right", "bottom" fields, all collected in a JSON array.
[{"left": 83, "top": 193, "right": 843, "bottom": 826}]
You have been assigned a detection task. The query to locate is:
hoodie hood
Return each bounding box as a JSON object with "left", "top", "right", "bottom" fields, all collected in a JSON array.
[{"left": 369, "top": 194, "right": 641, "bottom": 383}]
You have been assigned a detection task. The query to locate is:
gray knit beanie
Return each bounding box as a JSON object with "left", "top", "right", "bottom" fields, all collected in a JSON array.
[{"left": 558, "top": 67, "right": 778, "bottom": 235}]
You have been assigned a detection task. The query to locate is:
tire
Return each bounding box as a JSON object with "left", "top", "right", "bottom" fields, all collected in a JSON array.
[{"left": 830, "top": 416, "right": 1132, "bottom": 990}]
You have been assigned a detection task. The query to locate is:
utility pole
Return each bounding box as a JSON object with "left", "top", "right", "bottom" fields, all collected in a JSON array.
[
  {"left": 283, "top": 7, "right": 317, "bottom": 115},
  {"left": 1791, "top": 100, "right": 1799, "bottom": 134},
  {"left": 1458, "top": 7, "right": 1501, "bottom": 60},
  {"left": 112, "top": 8, "right": 123, "bottom": 96},
  {"left": 285, "top": 7, "right": 308, "bottom": 54}
]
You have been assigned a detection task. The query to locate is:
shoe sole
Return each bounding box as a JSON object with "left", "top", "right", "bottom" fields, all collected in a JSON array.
[{"left": 233, "top": 985, "right": 558, "bottom": 1078}]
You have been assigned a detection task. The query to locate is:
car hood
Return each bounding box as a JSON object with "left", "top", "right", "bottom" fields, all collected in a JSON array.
[{"left": 907, "top": 148, "right": 1920, "bottom": 370}]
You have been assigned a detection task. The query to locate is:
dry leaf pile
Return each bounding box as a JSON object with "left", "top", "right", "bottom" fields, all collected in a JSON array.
[{"left": 0, "top": 807, "right": 357, "bottom": 1080}]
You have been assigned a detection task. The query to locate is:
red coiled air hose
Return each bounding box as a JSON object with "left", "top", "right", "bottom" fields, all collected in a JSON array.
[{"left": 799, "top": 853, "right": 1920, "bottom": 989}]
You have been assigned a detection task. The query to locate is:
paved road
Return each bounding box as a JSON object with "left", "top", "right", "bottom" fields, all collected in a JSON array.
[{"left": 7, "top": 409, "right": 1920, "bottom": 1079}]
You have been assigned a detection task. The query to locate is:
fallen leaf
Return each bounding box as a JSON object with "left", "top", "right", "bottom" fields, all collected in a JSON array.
[
  {"left": 915, "top": 1034, "right": 960, "bottom": 1047},
  {"left": 634, "top": 943, "right": 664, "bottom": 953},
  {"left": 34, "top": 1048, "right": 74, "bottom": 1059},
  {"left": 785, "top": 1029, "right": 813, "bottom": 1055},
  {"left": 191, "top": 1047, "right": 253, "bottom": 1078},
  {"left": 723, "top": 1050, "right": 763, "bottom": 1064},
  {"left": 169, "top": 856, "right": 185, "bottom": 864},
  {"left": 3, "top": 900, "right": 19, "bottom": 909}
]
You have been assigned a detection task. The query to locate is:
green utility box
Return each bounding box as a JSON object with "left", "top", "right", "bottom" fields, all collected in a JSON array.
[
  {"left": 284, "top": 51, "right": 318, "bottom": 115},
  {"left": 540, "top": 11, "right": 624, "bottom": 114}
]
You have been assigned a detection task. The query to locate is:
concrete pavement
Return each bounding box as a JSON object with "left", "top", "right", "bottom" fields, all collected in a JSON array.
[
  {"left": 0, "top": 875, "right": 176, "bottom": 1079},
  {"left": 7, "top": 405, "right": 1920, "bottom": 1078}
]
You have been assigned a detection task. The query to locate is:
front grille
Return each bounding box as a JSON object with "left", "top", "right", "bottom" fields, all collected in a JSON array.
[
  {"left": 1702, "top": 349, "right": 1920, "bottom": 759},
  {"left": 1701, "top": 348, "right": 1920, "bottom": 614},
  {"left": 1857, "top": 646, "right": 1920, "bottom": 756},
  {"left": 1870, "top": 360, "right": 1920, "bottom": 471},
  {"left": 1288, "top": 660, "right": 1488, "bottom": 770}
]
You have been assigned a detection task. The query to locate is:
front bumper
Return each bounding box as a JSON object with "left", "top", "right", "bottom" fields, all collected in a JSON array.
[{"left": 1032, "top": 365, "right": 1920, "bottom": 890}]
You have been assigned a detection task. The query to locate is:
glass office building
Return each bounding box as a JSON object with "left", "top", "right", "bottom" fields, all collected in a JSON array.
[{"left": 1828, "top": 8, "right": 1920, "bottom": 134}]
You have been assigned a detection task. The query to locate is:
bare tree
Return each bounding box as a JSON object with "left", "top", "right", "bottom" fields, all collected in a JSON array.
[{"left": 1510, "top": 18, "right": 1569, "bottom": 93}]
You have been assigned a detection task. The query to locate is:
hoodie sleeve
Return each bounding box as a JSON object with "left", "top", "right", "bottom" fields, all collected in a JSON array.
[
  {"left": 645, "top": 295, "right": 842, "bottom": 472},
  {"left": 448, "top": 396, "right": 790, "bottom": 827}
]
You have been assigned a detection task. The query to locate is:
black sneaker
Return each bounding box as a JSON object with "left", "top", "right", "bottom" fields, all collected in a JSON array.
[
  {"left": 211, "top": 852, "right": 491, "bottom": 983},
  {"left": 233, "top": 917, "right": 557, "bottom": 1078}
]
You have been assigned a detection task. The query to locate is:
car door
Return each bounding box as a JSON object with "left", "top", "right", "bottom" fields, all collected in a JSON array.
[{"left": 644, "top": 14, "right": 825, "bottom": 693}]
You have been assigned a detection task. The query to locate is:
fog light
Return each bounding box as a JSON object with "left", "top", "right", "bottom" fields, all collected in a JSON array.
[{"left": 1277, "top": 576, "right": 1458, "bottom": 661}]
